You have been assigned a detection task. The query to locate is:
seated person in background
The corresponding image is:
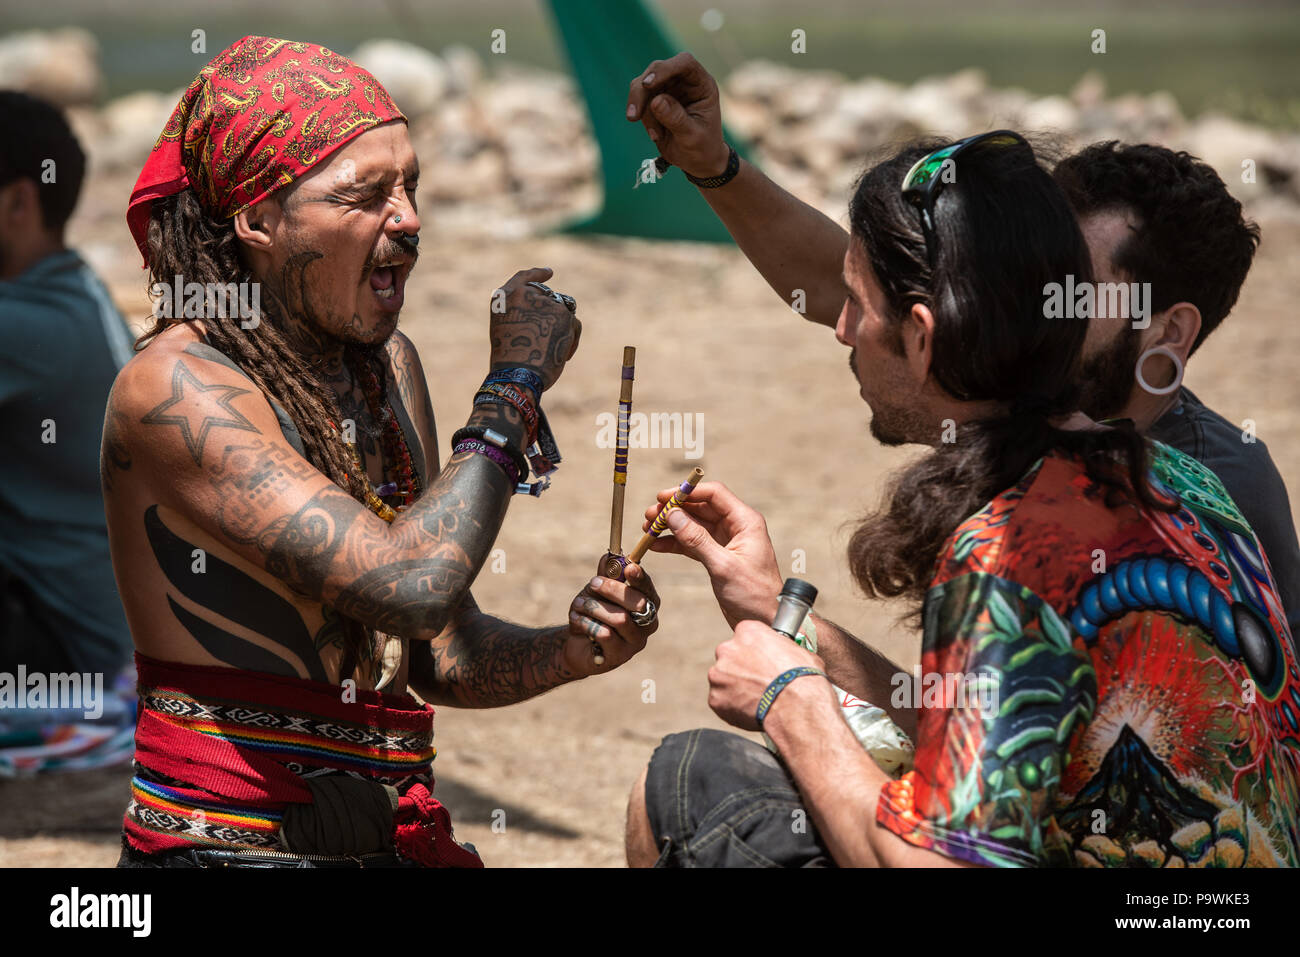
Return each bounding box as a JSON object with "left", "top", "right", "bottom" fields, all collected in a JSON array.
[
  {"left": 0, "top": 90, "right": 134, "bottom": 691},
  {"left": 624, "top": 133, "right": 1300, "bottom": 867},
  {"left": 1054, "top": 142, "right": 1300, "bottom": 650},
  {"left": 625, "top": 54, "right": 1300, "bottom": 646}
]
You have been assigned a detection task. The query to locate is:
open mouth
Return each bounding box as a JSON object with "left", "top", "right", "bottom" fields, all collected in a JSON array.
[{"left": 366, "top": 259, "right": 413, "bottom": 312}]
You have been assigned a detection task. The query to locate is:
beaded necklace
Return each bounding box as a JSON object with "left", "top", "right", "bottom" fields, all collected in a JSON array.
[{"left": 334, "top": 349, "right": 423, "bottom": 524}]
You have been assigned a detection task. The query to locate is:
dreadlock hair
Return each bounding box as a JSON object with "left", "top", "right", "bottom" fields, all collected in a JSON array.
[
  {"left": 845, "top": 136, "right": 1178, "bottom": 623},
  {"left": 137, "top": 186, "right": 381, "bottom": 680}
]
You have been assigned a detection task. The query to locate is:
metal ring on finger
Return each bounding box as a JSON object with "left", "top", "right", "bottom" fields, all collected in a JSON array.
[
  {"left": 631, "top": 598, "right": 658, "bottom": 628},
  {"left": 525, "top": 280, "right": 577, "bottom": 313}
]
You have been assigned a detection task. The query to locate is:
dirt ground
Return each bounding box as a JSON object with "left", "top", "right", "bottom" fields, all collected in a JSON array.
[{"left": 3, "top": 169, "right": 1298, "bottom": 867}]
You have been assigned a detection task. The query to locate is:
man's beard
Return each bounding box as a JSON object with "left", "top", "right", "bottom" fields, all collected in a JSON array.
[
  {"left": 851, "top": 347, "right": 929, "bottom": 446},
  {"left": 266, "top": 234, "right": 417, "bottom": 358},
  {"left": 1078, "top": 328, "right": 1144, "bottom": 420},
  {"left": 868, "top": 403, "right": 924, "bottom": 446}
]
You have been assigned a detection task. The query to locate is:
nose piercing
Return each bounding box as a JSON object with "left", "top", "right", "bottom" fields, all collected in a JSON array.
[{"left": 393, "top": 214, "right": 402, "bottom": 224}]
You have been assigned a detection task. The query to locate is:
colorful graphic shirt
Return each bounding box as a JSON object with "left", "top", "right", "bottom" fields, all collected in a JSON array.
[{"left": 875, "top": 442, "right": 1300, "bottom": 867}]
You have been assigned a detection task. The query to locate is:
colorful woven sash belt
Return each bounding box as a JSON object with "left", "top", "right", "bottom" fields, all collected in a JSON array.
[{"left": 123, "top": 653, "right": 482, "bottom": 868}]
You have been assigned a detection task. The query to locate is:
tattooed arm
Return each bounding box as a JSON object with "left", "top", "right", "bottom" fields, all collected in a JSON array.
[
  {"left": 385, "top": 325, "right": 659, "bottom": 704},
  {"left": 409, "top": 555, "right": 661, "bottom": 707},
  {"left": 114, "top": 346, "right": 520, "bottom": 641},
  {"left": 386, "top": 330, "right": 437, "bottom": 465},
  {"left": 408, "top": 593, "right": 575, "bottom": 707},
  {"left": 115, "top": 273, "right": 577, "bottom": 644}
]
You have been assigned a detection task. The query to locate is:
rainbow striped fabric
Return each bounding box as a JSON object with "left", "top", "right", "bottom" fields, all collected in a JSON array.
[{"left": 123, "top": 653, "right": 437, "bottom": 853}]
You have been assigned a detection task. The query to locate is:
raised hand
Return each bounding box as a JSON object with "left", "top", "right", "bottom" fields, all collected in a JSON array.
[{"left": 626, "top": 52, "right": 730, "bottom": 180}]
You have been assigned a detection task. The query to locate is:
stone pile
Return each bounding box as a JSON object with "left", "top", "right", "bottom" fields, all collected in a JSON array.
[{"left": 3, "top": 32, "right": 1294, "bottom": 237}]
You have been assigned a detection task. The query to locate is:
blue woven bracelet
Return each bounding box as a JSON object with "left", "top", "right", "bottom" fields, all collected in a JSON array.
[
  {"left": 484, "top": 367, "right": 543, "bottom": 398},
  {"left": 755, "top": 667, "right": 826, "bottom": 726}
]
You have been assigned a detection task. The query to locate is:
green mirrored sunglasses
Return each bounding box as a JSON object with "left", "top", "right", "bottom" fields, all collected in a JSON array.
[{"left": 901, "top": 130, "right": 1028, "bottom": 264}]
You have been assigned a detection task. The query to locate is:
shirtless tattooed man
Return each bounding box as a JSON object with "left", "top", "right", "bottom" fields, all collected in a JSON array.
[{"left": 107, "top": 36, "right": 658, "bottom": 868}]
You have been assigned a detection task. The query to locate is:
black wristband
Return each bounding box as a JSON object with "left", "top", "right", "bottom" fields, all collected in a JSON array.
[{"left": 685, "top": 146, "right": 740, "bottom": 189}]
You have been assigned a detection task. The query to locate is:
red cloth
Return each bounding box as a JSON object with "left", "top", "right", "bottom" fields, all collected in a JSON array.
[
  {"left": 126, "top": 653, "right": 482, "bottom": 868},
  {"left": 126, "top": 35, "right": 405, "bottom": 266}
]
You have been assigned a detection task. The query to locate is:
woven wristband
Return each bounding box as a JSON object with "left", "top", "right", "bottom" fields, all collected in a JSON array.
[
  {"left": 453, "top": 438, "right": 520, "bottom": 485},
  {"left": 755, "top": 667, "right": 827, "bottom": 727},
  {"left": 476, "top": 381, "right": 539, "bottom": 438},
  {"left": 685, "top": 145, "right": 740, "bottom": 189},
  {"left": 474, "top": 382, "right": 539, "bottom": 444},
  {"left": 451, "top": 426, "right": 529, "bottom": 480},
  {"left": 484, "top": 367, "right": 543, "bottom": 399}
]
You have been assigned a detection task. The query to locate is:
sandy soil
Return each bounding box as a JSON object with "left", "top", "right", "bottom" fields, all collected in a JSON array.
[{"left": 3, "top": 167, "right": 1298, "bottom": 867}]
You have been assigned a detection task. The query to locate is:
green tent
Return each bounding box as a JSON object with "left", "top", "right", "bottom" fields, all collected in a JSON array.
[{"left": 544, "top": 0, "right": 754, "bottom": 242}]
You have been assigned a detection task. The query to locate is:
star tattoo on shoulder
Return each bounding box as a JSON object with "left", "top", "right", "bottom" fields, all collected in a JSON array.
[{"left": 142, "top": 360, "right": 258, "bottom": 465}]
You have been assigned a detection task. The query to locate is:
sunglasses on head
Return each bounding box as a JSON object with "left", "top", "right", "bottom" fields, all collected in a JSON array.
[{"left": 901, "top": 130, "right": 1029, "bottom": 264}]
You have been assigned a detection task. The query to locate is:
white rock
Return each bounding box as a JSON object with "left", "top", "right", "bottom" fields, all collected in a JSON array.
[
  {"left": 428, "top": 148, "right": 508, "bottom": 203},
  {"left": 771, "top": 71, "right": 843, "bottom": 122},
  {"left": 0, "top": 28, "right": 102, "bottom": 106},
  {"left": 833, "top": 77, "right": 905, "bottom": 126},
  {"left": 1019, "top": 95, "right": 1078, "bottom": 133},
  {"left": 1144, "top": 90, "right": 1185, "bottom": 135},
  {"left": 947, "top": 68, "right": 989, "bottom": 104},
  {"left": 720, "top": 96, "right": 771, "bottom": 143},
  {"left": 725, "top": 60, "right": 805, "bottom": 104},
  {"left": 96, "top": 91, "right": 178, "bottom": 172},
  {"left": 898, "top": 77, "right": 971, "bottom": 137},
  {"left": 441, "top": 44, "right": 484, "bottom": 96},
  {"left": 350, "top": 40, "right": 449, "bottom": 119},
  {"left": 480, "top": 73, "right": 580, "bottom": 130},
  {"left": 1185, "top": 113, "right": 1293, "bottom": 202},
  {"left": 1070, "top": 71, "right": 1107, "bottom": 110}
]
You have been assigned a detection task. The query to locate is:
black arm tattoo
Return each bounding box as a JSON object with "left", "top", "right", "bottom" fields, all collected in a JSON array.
[
  {"left": 408, "top": 594, "right": 577, "bottom": 708},
  {"left": 260, "top": 449, "right": 511, "bottom": 639},
  {"left": 140, "top": 330, "right": 533, "bottom": 651}
]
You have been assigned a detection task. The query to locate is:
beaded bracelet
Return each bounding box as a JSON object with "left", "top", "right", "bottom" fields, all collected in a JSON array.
[
  {"left": 484, "top": 367, "right": 543, "bottom": 400},
  {"left": 453, "top": 438, "right": 521, "bottom": 485},
  {"left": 755, "top": 667, "right": 827, "bottom": 727},
  {"left": 685, "top": 145, "right": 740, "bottom": 189}
]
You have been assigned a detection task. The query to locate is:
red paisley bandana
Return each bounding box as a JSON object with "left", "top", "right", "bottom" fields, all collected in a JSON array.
[{"left": 126, "top": 36, "right": 405, "bottom": 266}]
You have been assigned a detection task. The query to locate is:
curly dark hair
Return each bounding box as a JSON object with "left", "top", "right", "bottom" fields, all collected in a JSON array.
[
  {"left": 845, "top": 137, "right": 1176, "bottom": 618},
  {"left": 1053, "top": 141, "right": 1260, "bottom": 354},
  {"left": 137, "top": 187, "right": 386, "bottom": 681}
]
